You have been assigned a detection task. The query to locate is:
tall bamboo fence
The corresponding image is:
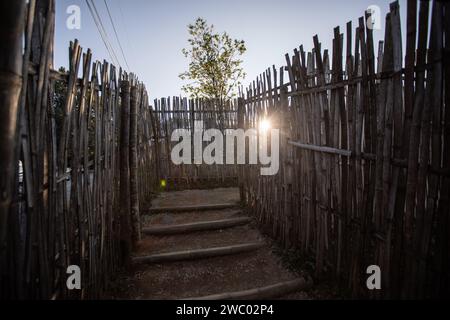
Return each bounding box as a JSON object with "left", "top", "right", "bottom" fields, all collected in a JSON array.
[
  {"left": 151, "top": 97, "right": 239, "bottom": 190},
  {"left": 239, "top": 0, "right": 449, "bottom": 298},
  {"left": 0, "top": 0, "right": 155, "bottom": 299}
]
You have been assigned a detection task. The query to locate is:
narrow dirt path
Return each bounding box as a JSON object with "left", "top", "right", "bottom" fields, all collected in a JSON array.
[{"left": 109, "top": 188, "right": 313, "bottom": 299}]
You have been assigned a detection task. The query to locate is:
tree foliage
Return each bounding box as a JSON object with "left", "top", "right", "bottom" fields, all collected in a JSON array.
[{"left": 179, "top": 18, "right": 246, "bottom": 102}]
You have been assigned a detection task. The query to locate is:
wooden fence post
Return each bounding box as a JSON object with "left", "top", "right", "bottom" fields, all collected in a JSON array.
[
  {"left": 119, "top": 79, "right": 132, "bottom": 266},
  {"left": 130, "top": 85, "right": 141, "bottom": 245},
  {"left": 237, "top": 97, "right": 245, "bottom": 203},
  {"left": 0, "top": 0, "right": 26, "bottom": 277}
]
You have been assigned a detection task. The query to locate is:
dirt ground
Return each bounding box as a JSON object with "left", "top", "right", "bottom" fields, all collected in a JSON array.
[{"left": 108, "top": 188, "right": 339, "bottom": 300}]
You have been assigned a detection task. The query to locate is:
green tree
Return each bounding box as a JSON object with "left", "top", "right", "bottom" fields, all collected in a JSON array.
[{"left": 179, "top": 18, "right": 246, "bottom": 104}]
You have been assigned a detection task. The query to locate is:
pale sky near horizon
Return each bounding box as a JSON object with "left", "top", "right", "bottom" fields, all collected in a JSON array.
[{"left": 54, "top": 0, "right": 407, "bottom": 102}]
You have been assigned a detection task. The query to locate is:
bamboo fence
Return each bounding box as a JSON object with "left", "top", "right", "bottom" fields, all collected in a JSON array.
[
  {"left": 150, "top": 0, "right": 448, "bottom": 299},
  {"left": 151, "top": 97, "right": 239, "bottom": 190},
  {"left": 1, "top": 0, "right": 449, "bottom": 300},
  {"left": 0, "top": 0, "right": 155, "bottom": 299},
  {"left": 238, "top": 0, "right": 449, "bottom": 299}
]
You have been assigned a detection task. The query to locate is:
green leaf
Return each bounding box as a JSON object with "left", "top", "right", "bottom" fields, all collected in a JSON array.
[{"left": 179, "top": 18, "right": 246, "bottom": 103}]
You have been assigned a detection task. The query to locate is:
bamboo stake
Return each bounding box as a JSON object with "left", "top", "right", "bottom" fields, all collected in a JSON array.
[
  {"left": 119, "top": 79, "right": 132, "bottom": 267},
  {"left": 130, "top": 85, "right": 141, "bottom": 245},
  {"left": 0, "top": 0, "right": 26, "bottom": 298}
]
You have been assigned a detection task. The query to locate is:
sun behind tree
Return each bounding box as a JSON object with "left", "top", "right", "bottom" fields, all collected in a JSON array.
[{"left": 179, "top": 18, "right": 246, "bottom": 105}]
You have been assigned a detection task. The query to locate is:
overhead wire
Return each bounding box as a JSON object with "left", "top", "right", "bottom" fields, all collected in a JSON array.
[
  {"left": 88, "top": 0, "right": 122, "bottom": 67},
  {"left": 116, "top": 0, "right": 136, "bottom": 70},
  {"left": 85, "top": 0, "right": 121, "bottom": 68},
  {"left": 103, "top": 0, "right": 130, "bottom": 70}
]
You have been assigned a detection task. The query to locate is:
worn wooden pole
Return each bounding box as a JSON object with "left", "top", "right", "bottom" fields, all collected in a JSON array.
[
  {"left": 237, "top": 97, "right": 245, "bottom": 203},
  {"left": 119, "top": 79, "right": 132, "bottom": 266},
  {"left": 0, "top": 1, "right": 26, "bottom": 284},
  {"left": 403, "top": 0, "right": 429, "bottom": 298},
  {"left": 129, "top": 85, "right": 141, "bottom": 245}
]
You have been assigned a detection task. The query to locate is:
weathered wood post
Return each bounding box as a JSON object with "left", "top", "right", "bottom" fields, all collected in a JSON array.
[
  {"left": 279, "top": 84, "right": 293, "bottom": 249},
  {"left": 0, "top": 0, "right": 26, "bottom": 278},
  {"left": 130, "top": 85, "right": 141, "bottom": 245},
  {"left": 119, "top": 79, "right": 132, "bottom": 266},
  {"left": 237, "top": 97, "right": 245, "bottom": 204},
  {"left": 149, "top": 106, "right": 161, "bottom": 186}
]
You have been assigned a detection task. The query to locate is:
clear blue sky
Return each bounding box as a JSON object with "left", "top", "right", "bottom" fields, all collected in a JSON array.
[{"left": 55, "top": 0, "right": 406, "bottom": 101}]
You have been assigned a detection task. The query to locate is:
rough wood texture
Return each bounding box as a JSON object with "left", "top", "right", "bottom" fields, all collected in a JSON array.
[
  {"left": 1, "top": 0, "right": 449, "bottom": 300},
  {"left": 151, "top": 97, "right": 240, "bottom": 190},
  {"left": 119, "top": 79, "right": 132, "bottom": 266},
  {"left": 130, "top": 84, "right": 141, "bottom": 244},
  {"left": 0, "top": 0, "right": 28, "bottom": 302},
  {"left": 0, "top": 0, "right": 154, "bottom": 299},
  {"left": 232, "top": 0, "right": 447, "bottom": 299},
  {"left": 0, "top": 0, "right": 26, "bottom": 265}
]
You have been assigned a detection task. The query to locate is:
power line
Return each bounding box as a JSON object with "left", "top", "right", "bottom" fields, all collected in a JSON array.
[
  {"left": 103, "top": 0, "right": 130, "bottom": 70},
  {"left": 85, "top": 0, "right": 121, "bottom": 68},
  {"left": 116, "top": 0, "right": 136, "bottom": 69},
  {"left": 87, "top": 0, "right": 121, "bottom": 67},
  {"left": 85, "top": 0, "right": 118, "bottom": 66}
]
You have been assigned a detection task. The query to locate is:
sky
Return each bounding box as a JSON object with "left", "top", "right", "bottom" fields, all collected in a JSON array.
[{"left": 54, "top": 0, "right": 407, "bottom": 102}]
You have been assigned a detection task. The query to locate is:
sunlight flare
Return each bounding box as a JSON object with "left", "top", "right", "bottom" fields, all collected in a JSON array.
[{"left": 259, "top": 118, "right": 271, "bottom": 133}]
